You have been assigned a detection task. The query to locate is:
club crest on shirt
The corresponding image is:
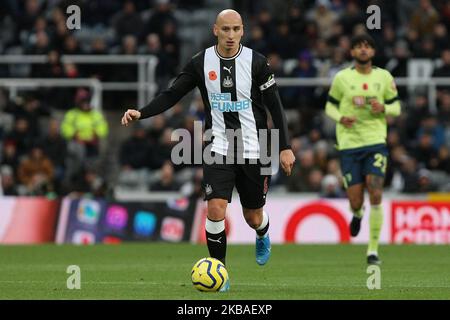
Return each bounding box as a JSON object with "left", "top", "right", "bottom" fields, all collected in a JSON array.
[
  {"left": 223, "top": 76, "right": 234, "bottom": 87},
  {"left": 352, "top": 96, "right": 366, "bottom": 107}
]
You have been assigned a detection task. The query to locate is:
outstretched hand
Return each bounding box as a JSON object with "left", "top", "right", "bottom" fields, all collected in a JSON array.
[
  {"left": 280, "top": 149, "right": 296, "bottom": 176},
  {"left": 121, "top": 109, "right": 141, "bottom": 126}
]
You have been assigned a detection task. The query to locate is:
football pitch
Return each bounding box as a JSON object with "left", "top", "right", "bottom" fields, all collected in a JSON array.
[{"left": 0, "top": 244, "right": 449, "bottom": 300}]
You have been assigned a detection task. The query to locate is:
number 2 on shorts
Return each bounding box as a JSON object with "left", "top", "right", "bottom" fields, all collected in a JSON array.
[{"left": 373, "top": 153, "right": 387, "bottom": 173}]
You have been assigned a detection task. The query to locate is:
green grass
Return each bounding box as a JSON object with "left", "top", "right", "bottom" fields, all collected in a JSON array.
[{"left": 0, "top": 244, "right": 449, "bottom": 299}]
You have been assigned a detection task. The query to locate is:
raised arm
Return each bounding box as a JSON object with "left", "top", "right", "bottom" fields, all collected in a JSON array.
[{"left": 121, "top": 60, "right": 197, "bottom": 125}]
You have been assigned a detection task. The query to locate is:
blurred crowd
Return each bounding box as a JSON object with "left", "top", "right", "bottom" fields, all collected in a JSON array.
[
  {"left": 0, "top": 0, "right": 450, "bottom": 197},
  {"left": 0, "top": 87, "right": 109, "bottom": 197}
]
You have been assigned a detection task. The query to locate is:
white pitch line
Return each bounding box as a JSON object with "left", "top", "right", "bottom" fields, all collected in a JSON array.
[{"left": 0, "top": 280, "right": 450, "bottom": 289}]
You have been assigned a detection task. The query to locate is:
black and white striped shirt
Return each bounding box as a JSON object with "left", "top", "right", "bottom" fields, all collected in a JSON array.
[{"left": 139, "top": 44, "right": 290, "bottom": 159}]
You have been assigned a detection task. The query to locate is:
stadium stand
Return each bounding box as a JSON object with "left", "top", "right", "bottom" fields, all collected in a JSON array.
[{"left": 0, "top": 0, "right": 450, "bottom": 198}]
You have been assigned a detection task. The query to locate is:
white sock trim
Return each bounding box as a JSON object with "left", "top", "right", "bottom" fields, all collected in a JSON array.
[
  {"left": 367, "top": 251, "right": 378, "bottom": 256},
  {"left": 205, "top": 218, "right": 225, "bottom": 234},
  {"left": 256, "top": 211, "right": 269, "bottom": 231}
]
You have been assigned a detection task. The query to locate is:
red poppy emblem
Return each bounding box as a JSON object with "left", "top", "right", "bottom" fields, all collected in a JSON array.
[{"left": 208, "top": 71, "right": 217, "bottom": 81}]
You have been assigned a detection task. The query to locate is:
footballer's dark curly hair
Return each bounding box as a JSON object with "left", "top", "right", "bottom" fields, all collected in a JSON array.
[{"left": 350, "top": 34, "right": 376, "bottom": 50}]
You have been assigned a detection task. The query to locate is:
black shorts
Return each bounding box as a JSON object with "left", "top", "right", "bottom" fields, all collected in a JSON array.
[{"left": 202, "top": 157, "right": 271, "bottom": 209}]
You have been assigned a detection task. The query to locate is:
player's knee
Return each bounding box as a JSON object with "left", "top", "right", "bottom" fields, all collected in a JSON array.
[
  {"left": 208, "top": 201, "right": 227, "bottom": 221},
  {"left": 369, "top": 191, "right": 382, "bottom": 205},
  {"left": 245, "top": 217, "right": 259, "bottom": 229},
  {"left": 243, "top": 208, "right": 263, "bottom": 229},
  {"left": 244, "top": 216, "right": 260, "bottom": 229}
]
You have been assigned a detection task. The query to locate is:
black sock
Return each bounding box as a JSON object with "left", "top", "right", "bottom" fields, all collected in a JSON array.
[
  {"left": 206, "top": 229, "right": 227, "bottom": 265},
  {"left": 256, "top": 221, "right": 270, "bottom": 238}
]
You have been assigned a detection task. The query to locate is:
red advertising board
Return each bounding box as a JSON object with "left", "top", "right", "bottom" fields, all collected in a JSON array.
[
  {"left": 0, "top": 197, "right": 59, "bottom": 243},
  {"left": 391, "top": 201, "right": 450, "bottom": 244}
]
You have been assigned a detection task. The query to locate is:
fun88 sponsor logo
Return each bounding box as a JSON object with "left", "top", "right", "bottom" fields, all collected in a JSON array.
[{"left": 210, "top": 93, "right": 250, "bottom": 112}]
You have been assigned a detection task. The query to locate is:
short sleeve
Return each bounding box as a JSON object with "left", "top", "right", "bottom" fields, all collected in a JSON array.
[
  {"left": 384, "top": 71, "right": 398, "bottom": 103},
  {"left": 328, "top": 74, "right": 343, "bottom": 105}
]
